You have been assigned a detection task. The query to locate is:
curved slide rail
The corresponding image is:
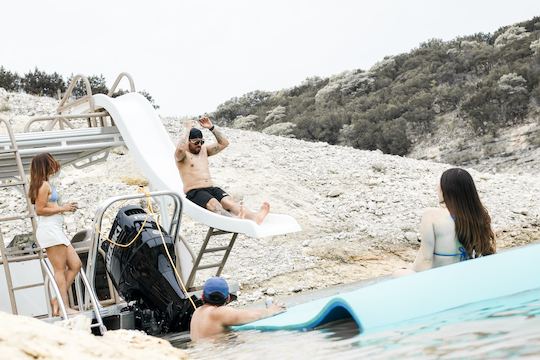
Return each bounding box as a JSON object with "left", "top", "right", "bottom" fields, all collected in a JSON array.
[
  {"left": 92, "top": 93, "right": 301, "bottom": 239},
  {"left": 234, "top": 244, "right": 540, "bottom": 333}
]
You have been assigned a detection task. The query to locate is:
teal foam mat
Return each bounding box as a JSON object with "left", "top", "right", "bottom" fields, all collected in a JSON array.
[{"left": 233, "top": 244, "right": 540, "bottom": 333}]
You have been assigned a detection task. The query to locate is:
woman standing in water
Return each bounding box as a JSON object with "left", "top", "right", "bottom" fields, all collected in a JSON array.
[
  {"left": 401, "top": 168, "right": 496, "bottom": 274},
  {"left": 28, "top": 153, "right": 81, "bottom": 315}
]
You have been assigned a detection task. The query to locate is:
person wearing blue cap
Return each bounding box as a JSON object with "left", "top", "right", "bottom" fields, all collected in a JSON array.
[
  {"left": 190, "top": 277, "right": 285, "bottom": 341},
  {"left": 175, "top": 116, "right": 271, "bottom": 224}
]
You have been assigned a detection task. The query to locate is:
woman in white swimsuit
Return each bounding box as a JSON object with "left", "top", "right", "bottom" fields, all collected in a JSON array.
[
  {"left": 29, "top": 153, "right": 81, "bottom": 315},
  {"left": 397, "top": 168, "right": 496, "bottom": 275}
]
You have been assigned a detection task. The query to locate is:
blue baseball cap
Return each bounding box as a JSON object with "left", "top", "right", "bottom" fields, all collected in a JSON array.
[{"left": 203, "top": 277, "right": 229, "bottom": 304}]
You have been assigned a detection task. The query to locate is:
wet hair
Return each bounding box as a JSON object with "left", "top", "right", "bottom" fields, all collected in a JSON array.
[
  {"left": 28, "top": 153, "right": 60, "bottom": 204},
  {"left": 440, "top": 168, "right": 496, "bottom": 258},
  {"left": 203, "top": 292, "right": 228, "bottom": 306}
]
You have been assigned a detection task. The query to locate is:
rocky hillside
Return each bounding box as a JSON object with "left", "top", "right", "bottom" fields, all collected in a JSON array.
[
  {"left": 1, "top": 91, "right": 539, "bottom": 303},
  {"left": 409, "top": 114, "right": 540, "bottom": 175},
  {"left": 210, "top": 16, "right": 540, "bottom": 173}
]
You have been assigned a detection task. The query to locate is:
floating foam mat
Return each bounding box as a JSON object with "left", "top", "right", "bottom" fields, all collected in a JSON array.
[{"left": 234, "top": 244, "right": 540, "bottom": 333}]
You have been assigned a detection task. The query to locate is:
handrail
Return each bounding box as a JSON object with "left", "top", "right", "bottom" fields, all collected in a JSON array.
[
  {"left": 23, "top": 112, "right": 110, "bottom": 132},
  {"left": 108, "top": 72, "right": 136, "bottom": 96},
  {"left": 57, "top": 74, "right": 95, "bottom": 115},
  {"left": 20, "top": 72, "right": 135, "bottom": 131},
  {"left": 41, "top": 259, "right": 69, "bottom": 319},
  {"left": 85, "top": 191, "right": 182, "bottom": 307}
]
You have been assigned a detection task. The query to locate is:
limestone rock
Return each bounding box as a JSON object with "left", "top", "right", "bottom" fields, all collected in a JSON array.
[
  {"left": 404, "top": 231, "right": 418, "bottom": 242},
  {"left": 327, "top": 189, "right": 343, "bottom": 198},
  {"left": 265, "top": 287, "right": 276, "bottom": 296}
]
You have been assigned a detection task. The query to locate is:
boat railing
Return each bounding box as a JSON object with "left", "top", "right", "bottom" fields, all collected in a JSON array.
[{"left": 85, "top": 191, "right": 183, "bottom": 308}]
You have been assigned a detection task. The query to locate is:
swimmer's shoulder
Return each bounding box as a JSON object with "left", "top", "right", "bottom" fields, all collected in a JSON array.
[{"left": 421, "top": 207, "right": 451, "bottom": 221}]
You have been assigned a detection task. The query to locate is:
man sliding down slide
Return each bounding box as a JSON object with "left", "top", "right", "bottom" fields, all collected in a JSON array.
[{"left": 175, "top": 116, "right": 270, "bottom": 224}]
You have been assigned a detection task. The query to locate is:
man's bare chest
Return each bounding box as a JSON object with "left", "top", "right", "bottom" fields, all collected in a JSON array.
[{"left": 183, "top": 153, "right": 209, "bottom": 170}]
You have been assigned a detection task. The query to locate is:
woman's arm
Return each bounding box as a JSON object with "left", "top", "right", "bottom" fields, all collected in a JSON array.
[
  {"left": 412, "top": 209, "right": 436, "bottom": 272},
  {"left": 34, "top": 182, "right": 71, "bottom": 216}
]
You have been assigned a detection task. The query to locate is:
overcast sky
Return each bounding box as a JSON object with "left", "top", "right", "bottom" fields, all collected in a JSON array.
[{"left": 1, "top": 1, "right": 538, "bottom": 115}]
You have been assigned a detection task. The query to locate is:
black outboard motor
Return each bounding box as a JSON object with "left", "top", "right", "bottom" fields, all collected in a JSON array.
[{"left": 101, "top": 205, "right": 196, "bottom": 334}]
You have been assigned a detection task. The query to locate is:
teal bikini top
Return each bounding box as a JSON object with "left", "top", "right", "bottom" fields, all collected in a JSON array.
[
  {"left": 49, "top": 185, "right": 59, "bottom": 202},
  {"left": 434, "top": 247, "right": 469, "bottom": 261}
]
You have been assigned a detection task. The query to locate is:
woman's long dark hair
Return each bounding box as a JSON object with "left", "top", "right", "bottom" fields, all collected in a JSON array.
[
  {"left": 440, "top": 168, "right": 496, "bottom": 258},
  {"left": 28, "top": 153, "right": 60, "bottom": 204}
]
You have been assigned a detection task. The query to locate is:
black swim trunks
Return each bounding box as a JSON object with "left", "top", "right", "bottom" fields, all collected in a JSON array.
[{"left": 185, "top": 187, "right": 230, "bottom": 208}]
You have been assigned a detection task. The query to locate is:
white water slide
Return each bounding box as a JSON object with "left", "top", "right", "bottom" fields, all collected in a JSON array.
[{"left": 93, "top": 93, "right": 301, "bottom": 280}]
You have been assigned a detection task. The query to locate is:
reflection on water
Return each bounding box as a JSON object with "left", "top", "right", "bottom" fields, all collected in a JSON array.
[{"left": 179, "top": 289, "right": 540, "bottom": 359}]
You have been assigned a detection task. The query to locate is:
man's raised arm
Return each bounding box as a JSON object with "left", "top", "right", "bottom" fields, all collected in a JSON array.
[
  {"left": 199, "top": 116, "right": 229, "bottom": 156},
  {"left": 175, "top": 121, "right": 194, "bottom": 162}
]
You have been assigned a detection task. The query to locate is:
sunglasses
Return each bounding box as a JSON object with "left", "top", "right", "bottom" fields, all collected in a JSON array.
[{"left": 190, "top": 139, "right": 205, "bottom": 145}]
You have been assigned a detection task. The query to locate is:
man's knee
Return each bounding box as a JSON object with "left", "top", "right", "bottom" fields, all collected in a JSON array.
[
  {"left": 220, "top": 196, "right": 234, "bottom": 209},
  {"left": 206, "top": 198, "right": 222, "bottom": 212}
]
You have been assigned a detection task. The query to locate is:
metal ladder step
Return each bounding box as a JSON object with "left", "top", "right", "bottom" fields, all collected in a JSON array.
[
  {"left": 0, "top": 181, "right": 26, "bottom": 187},
  {"left": 12, "top": 282, "right": 45, "bottom": 291},
  {"left": 196, "top": 262, "right": 223, "bottom": 271},
  {"left": 186, "top": 228, "right": 239, "bottom": 289},
  {"left": 0, "top": 149, "right": 17, "bottom": 154},
  {"left": 0, "top": 214, "right": 34, "bottom": 222},
  {"left": 203, "top": 246, "right": 229, "bottom": 253}
]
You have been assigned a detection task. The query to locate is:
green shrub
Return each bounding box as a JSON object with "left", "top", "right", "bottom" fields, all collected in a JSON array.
[
  {"left": 0, "top": 66, "right": 21, "bottom": 91},
  {"left": 111, "top": 88, "right": 160, "bottom": 109},
  {"left": 22, "top": 68, "right": 65, "bottom": 97},
  {"left": 262, "top": 122, "right": 296, "bottom": 137},
  {"left": 378, "top": 118, "right": 411, "bottom": 155},
  {"left": 67, "top": 74, "right": 108, "bottom": 98},
  {"left": 0, "top": 65, "right": 160, "bottom": 111},
  {"left": 138, "top": 90, "right": 159, "bottom": 109}
]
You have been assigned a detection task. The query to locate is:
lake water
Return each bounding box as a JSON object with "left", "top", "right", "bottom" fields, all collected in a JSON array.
[{"left": 177, "top": 288, "right": 540, "bottom": 359}]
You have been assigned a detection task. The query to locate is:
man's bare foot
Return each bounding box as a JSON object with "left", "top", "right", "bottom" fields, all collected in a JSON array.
[
  {"left": 51, "top": 298, "right": 59, "bottom": 317},
  {"left": 254, "top": 202, "right": 270, "bottom": 225},
  {"left": 238, "top": 201, "right": 246, "bottom": 220}
]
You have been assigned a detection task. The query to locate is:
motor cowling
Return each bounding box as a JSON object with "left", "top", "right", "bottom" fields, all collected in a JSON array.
[{"left": 101, "top": 205, "right": 194, "bottom": 333}]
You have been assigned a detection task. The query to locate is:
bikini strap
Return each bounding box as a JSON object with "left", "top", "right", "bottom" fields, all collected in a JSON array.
[{"left": 458, "top": 246, "right": 468, "bottom": 261}]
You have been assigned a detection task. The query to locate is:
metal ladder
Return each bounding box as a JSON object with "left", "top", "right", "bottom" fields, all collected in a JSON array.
[
  {"left": 186, "top": 227, "right": 238, "bottom": 290},
  {"left": 0, "top": 117, "right": 106, "bottom": 334},
  {"left": 0, "top": 117, "right": 45, "bottom": 315}
]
